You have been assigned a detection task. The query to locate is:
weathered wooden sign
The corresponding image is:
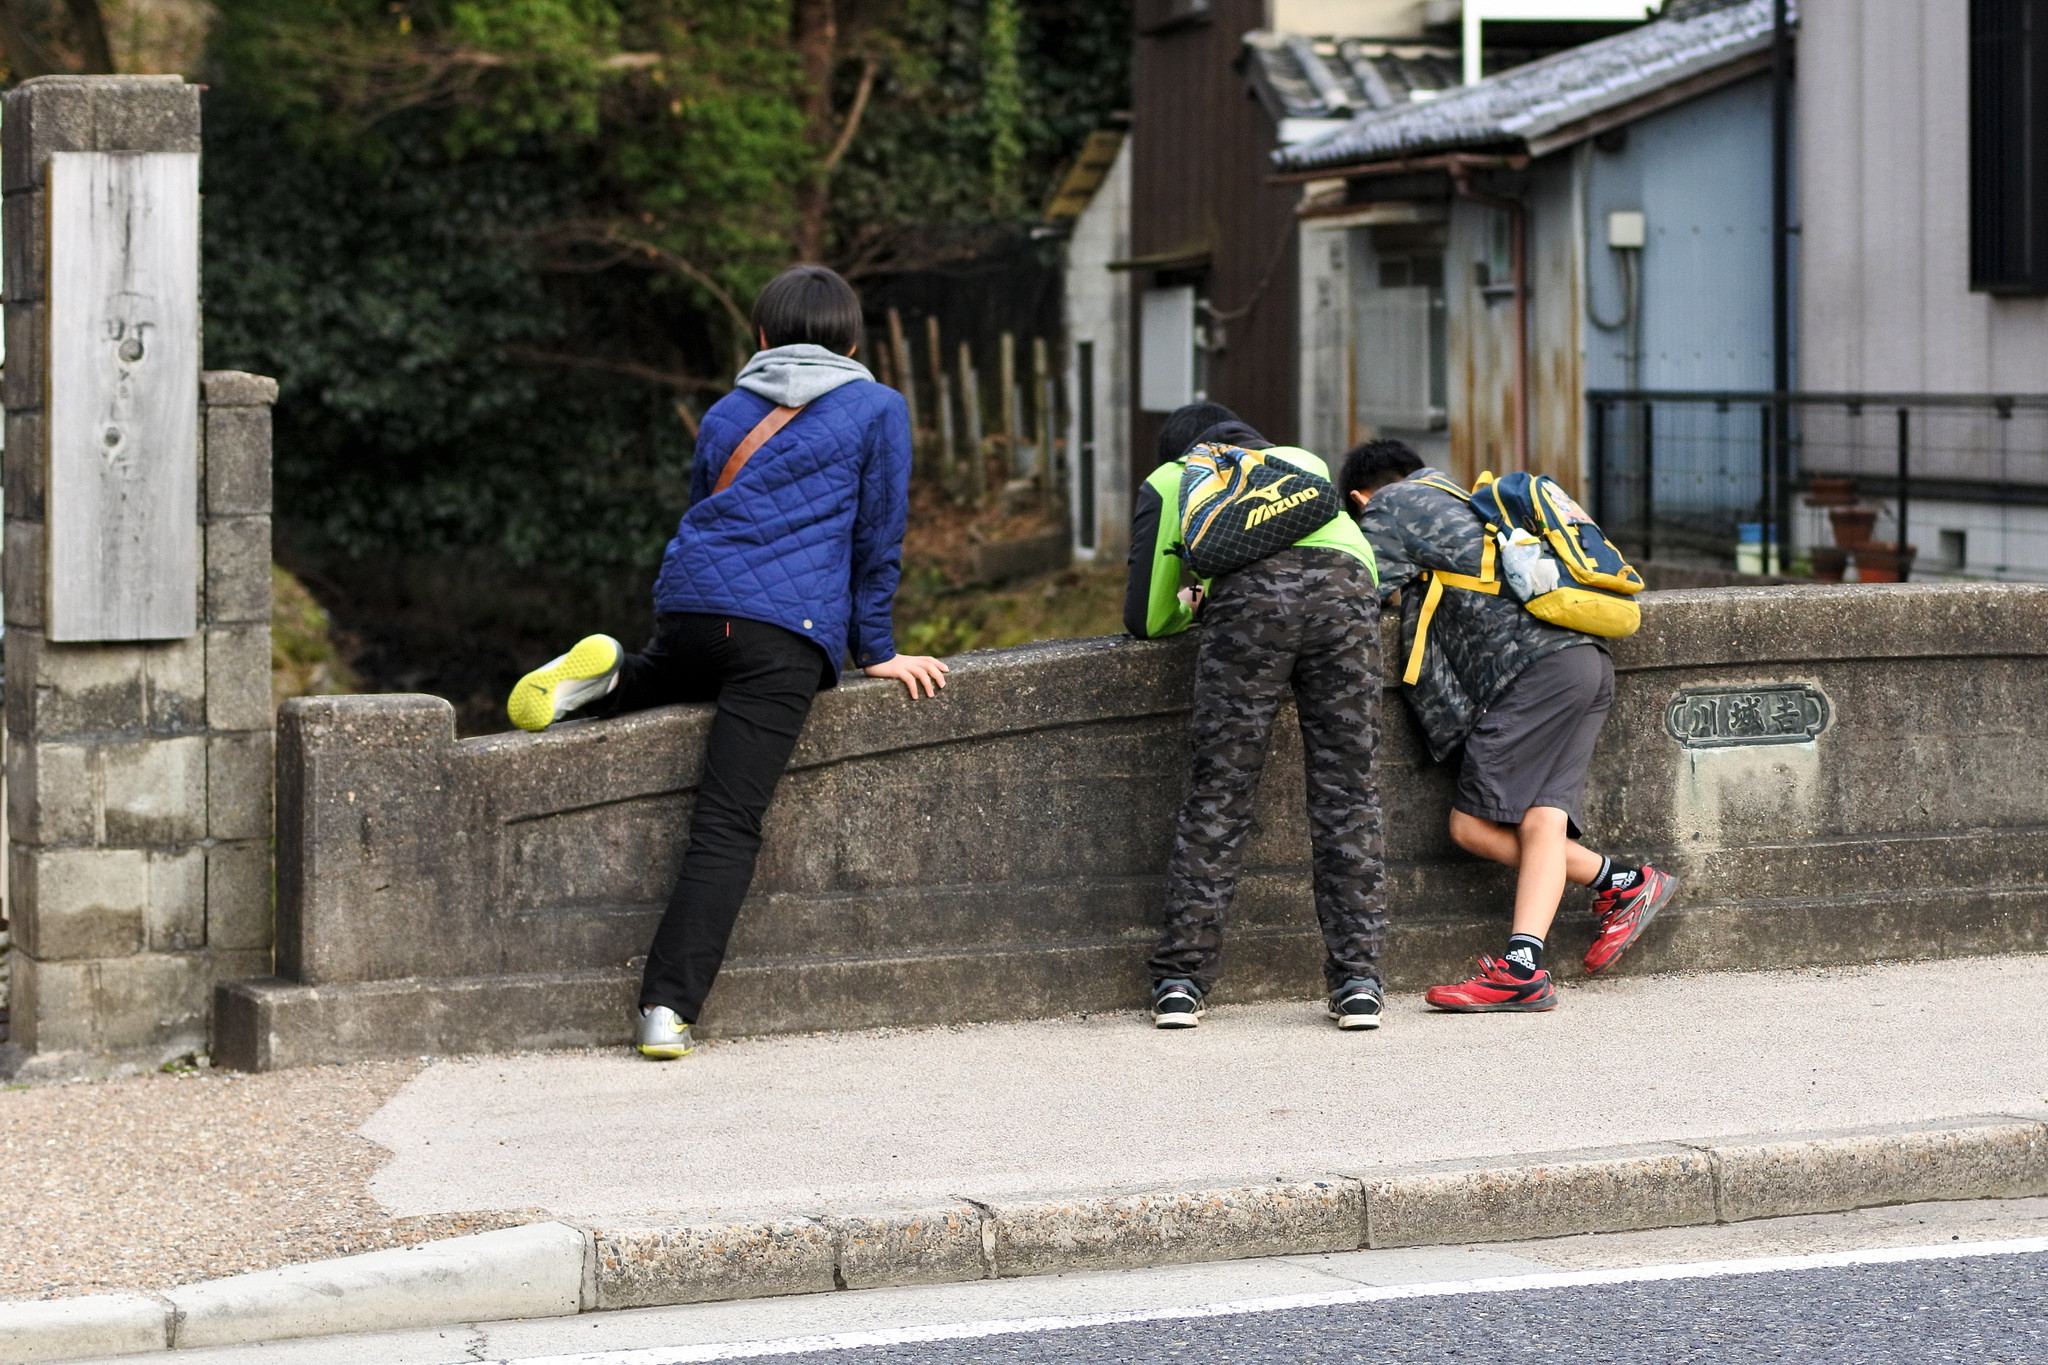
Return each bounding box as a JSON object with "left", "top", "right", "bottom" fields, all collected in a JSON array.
[
  {"left": 46, "top": 150, "right": 200, "bottom": 641},
  {"left": 1665, "top": 683, "right": 1830, "bottom": 748}
]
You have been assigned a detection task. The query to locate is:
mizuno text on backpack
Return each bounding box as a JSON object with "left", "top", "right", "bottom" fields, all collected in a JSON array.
[{"left": 1177, "top": 443, "right": 1342, "bottom": 580}]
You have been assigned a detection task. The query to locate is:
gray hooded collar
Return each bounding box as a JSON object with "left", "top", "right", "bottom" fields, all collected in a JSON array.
[{"left": 733, "top": 344, "right": 874, "bottom": 408}]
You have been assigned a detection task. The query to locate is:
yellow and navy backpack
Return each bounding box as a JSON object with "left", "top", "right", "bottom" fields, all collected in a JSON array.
[
  {"left": 1176, "top": 443, "right": 1341, "bottom": 579},
  {"left": 1402, "top": 469, "right": 1644, "bottom": 685}
]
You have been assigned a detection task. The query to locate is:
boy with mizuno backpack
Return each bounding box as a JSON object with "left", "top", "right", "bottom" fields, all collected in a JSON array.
[
  {"left": 1339, "top": 439, "right": 1677, "bottom": 1012},
  {"left": 1125, "top": 403, "right": 1387, "bottom": 1032}
]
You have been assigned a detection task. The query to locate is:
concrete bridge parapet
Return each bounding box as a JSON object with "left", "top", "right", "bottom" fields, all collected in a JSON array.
[{"left": 218, "top": 581, "right": 2048, "bottom": 1071}]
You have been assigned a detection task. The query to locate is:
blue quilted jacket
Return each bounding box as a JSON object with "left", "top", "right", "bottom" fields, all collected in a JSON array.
[{"left": 652, "top": 378, "right": 909, "bottom": 679}]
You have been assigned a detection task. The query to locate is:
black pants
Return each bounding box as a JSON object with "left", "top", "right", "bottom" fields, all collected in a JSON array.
[{"left": 598, "top": 613, "right": 826, "bottom": 1021}]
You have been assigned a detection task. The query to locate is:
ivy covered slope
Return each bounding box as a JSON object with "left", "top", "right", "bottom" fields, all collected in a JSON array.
[{"left": 199, "top": 0, "right": 1129, "bottom": 732}]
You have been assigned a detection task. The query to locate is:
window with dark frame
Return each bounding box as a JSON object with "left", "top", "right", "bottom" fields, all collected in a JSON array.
[{"left": 1971, "top": 0, "right": 2048, "bottom": 293}]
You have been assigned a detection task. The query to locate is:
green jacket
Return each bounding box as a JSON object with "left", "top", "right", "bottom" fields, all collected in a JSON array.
[{"left": 1122, "top": 445, "right": 1377, "bottom": 639}]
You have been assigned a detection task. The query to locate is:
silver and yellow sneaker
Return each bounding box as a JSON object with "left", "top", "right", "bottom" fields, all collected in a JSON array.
[
  {"left": 508, "top": 634, "right": 623, "bottom": 732},
  {"left": 637, "top": 1005, "right": 695, "bottom": 1060}
]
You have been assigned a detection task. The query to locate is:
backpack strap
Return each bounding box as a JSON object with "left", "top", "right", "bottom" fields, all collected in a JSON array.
[
  {"left": 1411, "top": 471, "right": 1473, "bottom": 502},
  {"left": 713, "top": 403, "right": 804, "bottom": 494},
  {"left": 1401, "top": 534, "right": 1500, "bottom": 685}
]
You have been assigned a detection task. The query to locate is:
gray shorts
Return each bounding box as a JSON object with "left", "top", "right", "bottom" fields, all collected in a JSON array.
[{"left": 1454, "top": 644, "right": 1613, "bottom": 838}]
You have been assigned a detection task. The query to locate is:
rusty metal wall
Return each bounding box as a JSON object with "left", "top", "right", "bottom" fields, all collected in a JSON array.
[{"left": 1443, "top": 162, "right": 1585, "bottom": 497}]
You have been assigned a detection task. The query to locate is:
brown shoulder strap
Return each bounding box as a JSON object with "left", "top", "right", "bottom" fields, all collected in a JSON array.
[{"left": 713, "top": 404, "right": 803, "bottom": 494}]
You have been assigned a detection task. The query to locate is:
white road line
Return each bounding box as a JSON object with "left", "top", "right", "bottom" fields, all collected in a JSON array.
[{"left": 497, "top": 1237, "right": 2048, "bottom": 1365}]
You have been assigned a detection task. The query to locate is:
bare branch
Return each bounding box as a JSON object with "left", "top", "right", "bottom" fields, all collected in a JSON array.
[
  {"left": 436, "top": 49, "right": 659, "bottom": 69},
  {"left": 503, "top": 345, "right": 727, "bottom": 394},
  {"left": 822, "top": 58, "right": 879, "bottom": 175},
  {"left": 588, "top": 227, "right": 753, "bottom": 340}
]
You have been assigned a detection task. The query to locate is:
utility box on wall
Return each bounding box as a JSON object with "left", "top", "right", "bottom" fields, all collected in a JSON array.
[{"left": 46, "top": 150, "right": 200, "bottom": 642}]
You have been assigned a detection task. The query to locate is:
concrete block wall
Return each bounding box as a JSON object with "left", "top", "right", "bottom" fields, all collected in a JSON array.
[
  {"left": 1, "top": 374, "right": 278, "bottom": 1078},
  {"left": 0, "top": 75, "right": 278, "bottom": 1079}
]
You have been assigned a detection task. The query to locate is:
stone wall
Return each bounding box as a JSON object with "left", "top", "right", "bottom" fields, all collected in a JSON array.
[
  {"left": 0, "top": 76, "right": 277, "bottom": 1080},
  {"left": 221, "top": 581, "right": 2048, "bottom": 1070},
  {"left": 0, "top": 373, "right": 278, "bottom": 1079}
]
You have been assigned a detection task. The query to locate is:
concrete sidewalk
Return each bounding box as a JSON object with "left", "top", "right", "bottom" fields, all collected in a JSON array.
[
  {"left": 363, "top": 956, "right": 2048, "bottom": 1222},
  {"left": 8, "top": 957, "right": 2048, "bottom": 1362}
]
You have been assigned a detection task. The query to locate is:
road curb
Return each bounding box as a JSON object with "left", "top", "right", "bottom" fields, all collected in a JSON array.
[{"left": 4, "top": 1116, "right": 2045, "bottom": 1361}]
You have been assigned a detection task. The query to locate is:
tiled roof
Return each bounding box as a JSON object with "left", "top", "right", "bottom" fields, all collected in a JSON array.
[
  {"left": 1043, "top": 130, "right": 1125, "bottom": 223},
  {"left": 1241, "top": 31, "right": 1460, "bottom": 122},
  {"left": 1275, "top": 0, "right": 1792, "bottom": 171}
]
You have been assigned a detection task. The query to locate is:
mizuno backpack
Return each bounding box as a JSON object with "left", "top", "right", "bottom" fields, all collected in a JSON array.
[{"left": 1177, "top": 443, "right": 1342, "bottom": 580}]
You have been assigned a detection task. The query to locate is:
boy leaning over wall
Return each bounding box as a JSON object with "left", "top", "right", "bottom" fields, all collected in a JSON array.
[
  {"left": 1125, "top": 402, "right": 1389, "bottom": 1032},
  {"left": 1340, "top": 440, "right": 1677, "bottom": 1012},
  {"left": 506, "top": 265, "right": 950, "bottom": 1060}
]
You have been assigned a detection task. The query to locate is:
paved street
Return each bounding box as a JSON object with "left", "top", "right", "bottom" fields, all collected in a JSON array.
[
  {"left": 64, "top": 1199, "right": 2048, "bottom": 1365},
  {"left": 745, "top": 1245, "right": 2048, "bottom": 1365}
]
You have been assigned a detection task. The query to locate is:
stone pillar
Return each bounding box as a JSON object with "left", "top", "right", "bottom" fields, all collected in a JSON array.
[{"left": 0, "top": 76, "right": 277, "bottom": 1079}]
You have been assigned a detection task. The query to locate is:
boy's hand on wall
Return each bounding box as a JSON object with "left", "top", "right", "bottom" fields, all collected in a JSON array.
[{"left": 864, "top": 654, "right": 951, "bottom": 699}]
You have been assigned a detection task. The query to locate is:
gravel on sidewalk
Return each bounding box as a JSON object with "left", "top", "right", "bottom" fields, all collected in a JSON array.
[{"left": 0, "top": 1060, "right": 543, "bottom": 1300}]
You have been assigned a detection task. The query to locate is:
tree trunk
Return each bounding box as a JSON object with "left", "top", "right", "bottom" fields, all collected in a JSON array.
[
  {"left": 791, "top": 0, "right": 836, "bottom": 262},
  {"left": 65, "top": 0, "right": 114, "bottom": 73}
]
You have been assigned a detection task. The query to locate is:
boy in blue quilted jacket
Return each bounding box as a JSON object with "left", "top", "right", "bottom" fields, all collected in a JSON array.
[{"left": 507, "top": 265, "right": 949, "bottom": 1060}]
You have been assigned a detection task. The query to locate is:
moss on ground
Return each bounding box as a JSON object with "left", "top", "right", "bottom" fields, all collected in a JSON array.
[
  {"left": 892, "top": 475, "right": 1125, "bottom": 657},
  {"left": 272, "top": 564, "right": 362, "bottom": 708},
  {"left": 895, "top": 562, "right": 1125, "bottom": 657}
]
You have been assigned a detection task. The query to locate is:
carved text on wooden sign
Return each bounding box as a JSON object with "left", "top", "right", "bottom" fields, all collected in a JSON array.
[
  {"left": 47, "top": 150, "right": 200, "bottom": 641},
  {"left": 1665, "top": 683, "right": 1830, "bottom": 749}
]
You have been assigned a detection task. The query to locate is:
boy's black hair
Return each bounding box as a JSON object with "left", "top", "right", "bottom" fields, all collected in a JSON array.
[
  {"left": 752, "top": 265, "right": 865, "bottom": 353},
  {"left": 1338, "top": 438, "right": 1425, "bottom": 503},
  {"left": 1157, "top": 402, "right": 1244, "bottom": 466}
]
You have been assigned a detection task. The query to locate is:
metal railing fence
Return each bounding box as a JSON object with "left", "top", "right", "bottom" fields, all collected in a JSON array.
[{"left": 1586, "top": 390, "right": 2048, "bottom": 576}]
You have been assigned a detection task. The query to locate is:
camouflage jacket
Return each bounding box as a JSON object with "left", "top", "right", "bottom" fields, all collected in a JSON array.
[{"left": 1356, "top": 469, "right": 1603, "bottom": 761}]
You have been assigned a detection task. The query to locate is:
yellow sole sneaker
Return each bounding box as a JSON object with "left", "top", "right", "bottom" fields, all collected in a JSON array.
[
  {"left": 507, "top": 634, "right": 623, "bottom": 732},
  {"left": 636, "top": 1006, "right": 695, "bottom": 1059}
]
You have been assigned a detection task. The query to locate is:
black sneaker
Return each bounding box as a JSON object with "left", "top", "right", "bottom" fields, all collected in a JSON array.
[
  {"left": 1327, "top": 979, "right": 1384, "bottom": 1031},
  {"left": 1152, "top": 981, "right": 1204, "bottom": 1029}
]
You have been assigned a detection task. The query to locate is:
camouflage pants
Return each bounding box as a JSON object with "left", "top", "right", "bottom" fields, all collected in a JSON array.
[{"left": 1149, "top": 548, "right": 1386, "bottom": 995}]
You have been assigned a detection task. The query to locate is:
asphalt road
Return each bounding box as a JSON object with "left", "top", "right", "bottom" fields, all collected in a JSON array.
[
  {"left": 575, "top": 1247, "right": 2048, "bottom": 1365},
  {"left": 69, "top": 1205, "right": 2048, "bottom": 1365}
]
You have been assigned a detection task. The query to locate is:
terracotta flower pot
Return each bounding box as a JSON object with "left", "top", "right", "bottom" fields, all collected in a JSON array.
[
  {"left": 1829, "top": 506, "right": 1879, "bottom": 549},
  {"left": 1809, "top": 546, "right": 1848, "bottom": 582},
  {"left": 1805, "top": 477, "right": 1858, "bottom": 507},
  {"left": 1851, "top": 541, "right": 1916, "bottom": 583}
]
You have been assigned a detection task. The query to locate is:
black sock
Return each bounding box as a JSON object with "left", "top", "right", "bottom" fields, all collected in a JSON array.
[
  {"left": 1502, "top": 933, "right": 1546, "bottom": 980},
  {"left": 1591, "top": 858, "right": 1641, "bottom": 892}
]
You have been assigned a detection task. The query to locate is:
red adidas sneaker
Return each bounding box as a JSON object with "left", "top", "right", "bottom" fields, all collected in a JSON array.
[
  {"left": 1424, "top": 957, "right": 1558, "bottom": 1012},
  {"left": 1583, "top": 864, "right": 1678, "bottom": 976}
]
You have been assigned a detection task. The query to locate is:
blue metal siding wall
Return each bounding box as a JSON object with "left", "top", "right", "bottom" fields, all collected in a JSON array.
[{"left": 1582, "top": 72, "right": 1783, "bottom": 392}]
